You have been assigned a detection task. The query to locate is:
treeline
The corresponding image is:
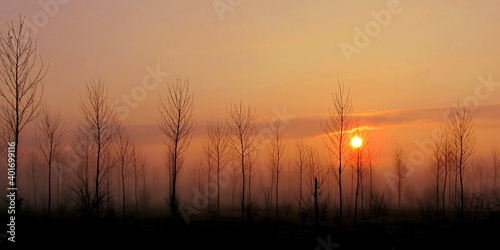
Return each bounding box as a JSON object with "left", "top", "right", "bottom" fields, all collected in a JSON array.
[{"left": 1, "top": 17, "right": 499, "bottom": 224}]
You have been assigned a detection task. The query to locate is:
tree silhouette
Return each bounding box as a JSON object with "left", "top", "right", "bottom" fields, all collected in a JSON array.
[
  {"left": 226, "top": 100, "right": 259, "bottom": 223},
  {"left": 440, "top": 125, "right": 452, "bottom": 215},
  {"left": 392, "top": 143, "right": 409, "bottom": 212},
  {"left": 267, "top": 119, "right": 287, "bottom": 221},
  {"left": 34, "top": 104, "right": 65, "bottom": 218},
  {"left": 26, "top": 152, "right": 42, "bottom": 210},
  {"left": 491, "top": 147, "right": 499, "bottom": 195},
  {"left": 78, "top": 79, "right": 120, "bottom": 217},
  {"left": 158, "top": 77, "right": 195, "bottom": 219},
  {"left": 471, "top": 156, "right": 486, "bottom": 194},
  {"left": 204, "top": 117, "right": 230, "bottom": 215},
  {"left": 430, "top": 128, "right": 446, "bottom": 213},
  {"left": 448, "top": 102, "right": 475, "bottom": 218},
  {"left": 130, "top": 143, "right": 147, "bottom": 211},
  {"left": 349, "top": 122, "right": 371, "bottom": 224},
  {"left": 246, "top": 146, "right": 258, "bottom": 208},
  {"left": 0, "top": 16, "right": 46, "bottom": 206},
  {"left": 115, "top": 128, "right": 133, "bottom": 218},
  {"left": 323, "top": 82, "right": 352, "bottom": 224},
  {"left": 71, "top": 129, "right": 94, "bottom": 216},
  {"left": 202, "top": 143, "right": 214, "bottom": 212},
  {"left": 293, "top": 137, "right": 307, "bottom": 218},
  {"left": 304, "top": 147, "right": 329, "bottom": 226},
  {"left": 366, "top": 142, "right": 380, "bottom": 219}
]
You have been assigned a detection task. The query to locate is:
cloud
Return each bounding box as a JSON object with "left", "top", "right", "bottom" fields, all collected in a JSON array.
[
  {"left": 123, "top": 103, "right": 500, "bottom": 146},
  {"left": 278, "top": 103, "right": 500, "bottom": 139}
]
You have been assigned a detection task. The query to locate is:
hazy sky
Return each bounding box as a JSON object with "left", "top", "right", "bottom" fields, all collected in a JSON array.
[{"left": 2, "top": 1, "right": 500, "bottom": 184}]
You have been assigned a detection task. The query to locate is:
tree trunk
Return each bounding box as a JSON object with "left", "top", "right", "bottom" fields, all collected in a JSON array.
[
  {"left": 241, "top": 151, "right": 245, "bottom": 224},
  {"left": 298, "top": 167, "right": 303, "bottom": 216},
  {"left": 459, "top": 146, "right": 465, "bottom": 218},
  {"left": 442, "top": 160, "right": 448, "bottom": 215},
  {"left": 436, "top": 162, "right": 440, "bottom": 213},
  {"left": 217, "top": 166, "right": 220, "bottom": 216},
  {"left": 275, "top": 169, "right": 279, "bottom": 222},
  {"left": 338, "top": 163, "right": 343, "bottom": 225},
  {"left": 314, "top": 178, "right": 319, "bottom": 226},
  {"left": 354, "top": 162, "right": 360, "bottom": 224},
  {"left": 122, "top": 164, "right": 126, "bottom": 218},
  {"left": 96, "top": 142, "right": 101, "bottom": 218},
  {"left": 48, "top": 145, "right": 53, "bottom": 218}
]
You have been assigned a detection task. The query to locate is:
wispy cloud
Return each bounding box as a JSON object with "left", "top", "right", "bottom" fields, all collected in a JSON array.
[
  {"left": 122, "top": 103, "right": 500, "bottom": 146},
  {"left": 279, "top": 103, "right": 500, "bottom": 140}
]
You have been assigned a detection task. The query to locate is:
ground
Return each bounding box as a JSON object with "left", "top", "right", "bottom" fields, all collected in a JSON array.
[{"left": 2, "top": 209, "right": 500, "bottom": 249}]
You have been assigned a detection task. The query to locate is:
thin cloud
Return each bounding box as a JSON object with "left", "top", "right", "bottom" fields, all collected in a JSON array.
[
  {"left": 280, "top": 103, "right": 500, "bottom": 140},
  {"left": 123, "top": 103, "right": 500, "bottom": 145}
]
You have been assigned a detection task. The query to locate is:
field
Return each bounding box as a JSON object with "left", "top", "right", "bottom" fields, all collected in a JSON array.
[{"left": 3, "top": 208, "right": 500, "bottom": 249}]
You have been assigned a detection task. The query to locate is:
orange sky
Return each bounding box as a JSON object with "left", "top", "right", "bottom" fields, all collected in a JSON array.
[{"left": 2, "top": 1, "right": 500, "bottom": 195}]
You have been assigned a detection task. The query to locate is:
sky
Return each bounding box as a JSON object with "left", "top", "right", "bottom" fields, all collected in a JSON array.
[{"left": 1, "top": 0, "right": 500, "bottom": 196}]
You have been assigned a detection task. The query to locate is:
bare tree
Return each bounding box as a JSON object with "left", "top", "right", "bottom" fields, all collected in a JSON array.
[
  {"left": 194, "top": 159, "right": 205, "bottom": 212},
  {"left": 138, "top": 149, "right": 150, "bottom": 210},
  {"left": 115, "top": 128, "right": 133, "bottom": 218},
  {"left": 441, "top": 126, "right": 452, "bottom": 214},
  {"left": 491, "top": 147, "right": 499, "bottom": 195},
  {"left": 102, "top": 148, "right": 117, "bottom": 217},
  {"left": 392, "top": 143, "right": 409, "bottom": 212},
  {"left": 429, "top": 126, "right": 454, "bottom": 215},
  {"left": 448, "top": 102, "right": 475, "bottom": 217},
  {"left": 0, "top": 16, "right": 46, "bottom": 204},
  {"left": 430, "top": 129, "right": 444, "bottom": 213},
  {"left": 201, "top": 144, "right": 213, "bottom": 212},
  {"left": 158, "top": 77, "right": 195, "bottom": 219},
  {"left": 262, "top": 187, "right": 273, "bottom": 218},
  {"left": 304, "top": 147, "right": 329, "bottom": 226},
  {"left": 349, "top": 124, "right": 370, "bottom": 224},
  {"left": 34, "top": 105, "right": 65, "bottom": 217},
  {"left": 322, "top": 82, "right": 352, "bottom": 224},
  {"left": 71, "top": 130, "right": 94, "bottom": 217},
  {"left": 26, "top": 152, "right": 42, "bottom": 210},
  {"left": 226, "top": 100, "right": 259, "bottom": 223},
  {"left": 366, "top": 143, "right": 380, "bottom": 218},
  {"left": 370, "top": 190, "right": 389, "bottom": 223},
  {"left": 205, "top": 117, "right": 230, "bottom": 216},
  {"left": 231, "top": 164, "right": 238, "bottom": 209},
  {"left": 130, "top": 143, "right": 147, "bottom": 211},
  {"left": 79, "top": 79, "right": 120, "bottom": 217},
  {"left": 54, "top": 159, "right": 69, "bottom": 212},
  {"left": 293, "top": 137, "right": 307, "bottom": 217},
  {"left": 471, "top": 156, "right": 486, "bottom": 195},
  {"left": 246, "top": 147, "right": 258, "bottom": 207},
  {"left": 267, "top": 119, "right": 287, "bottom": 221}
]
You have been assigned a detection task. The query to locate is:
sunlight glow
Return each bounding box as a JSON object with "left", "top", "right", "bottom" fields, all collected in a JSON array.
[{"left": 351, "top": 136, "right": 363, "bottom": 148}]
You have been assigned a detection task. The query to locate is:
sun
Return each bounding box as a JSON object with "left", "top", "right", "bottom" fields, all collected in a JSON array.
[{"left": 350, "top": 136, "right": 363, "bottom": 148}]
